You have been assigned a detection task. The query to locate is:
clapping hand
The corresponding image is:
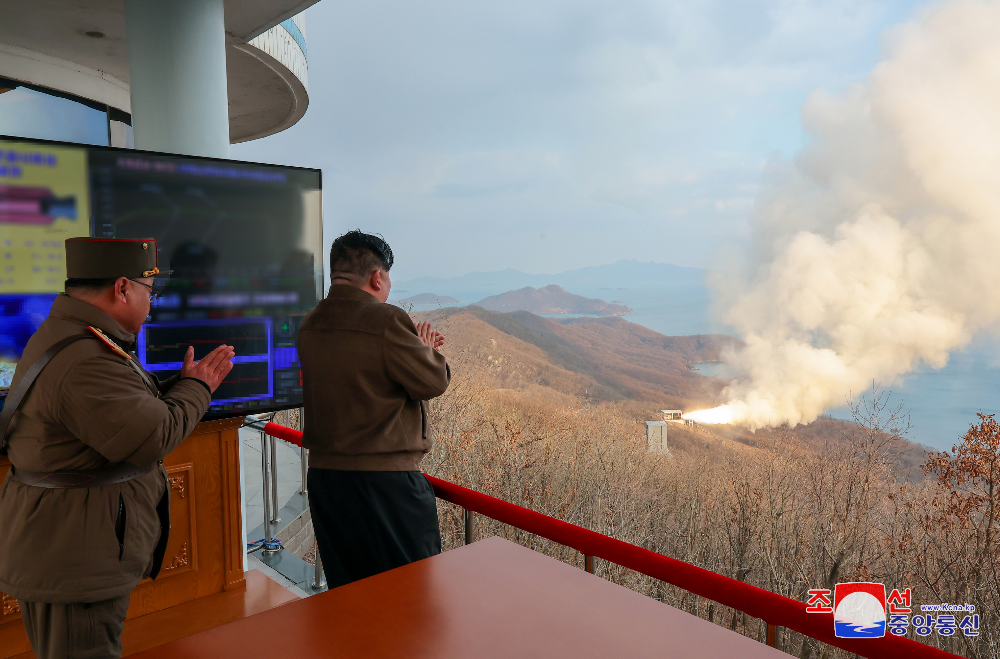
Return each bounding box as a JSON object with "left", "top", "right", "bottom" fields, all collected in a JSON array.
[
  {"left": 416, "top": 321, "right": 445, "bottom": 351},
  {"left": 180, "top": 344, "right": 236, "bottom": 393}
]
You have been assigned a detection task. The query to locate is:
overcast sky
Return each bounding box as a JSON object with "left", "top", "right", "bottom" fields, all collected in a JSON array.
[{"left": 230, "top": 0, "right": 931, "bottom": 281}]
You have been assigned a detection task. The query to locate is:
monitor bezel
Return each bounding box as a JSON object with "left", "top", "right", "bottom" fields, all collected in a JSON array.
[{"left": 0, "top": 133, "right": 324, "bottom": 421}]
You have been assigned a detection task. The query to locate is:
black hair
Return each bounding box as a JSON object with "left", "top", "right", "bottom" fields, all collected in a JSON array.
[
  {"left": 329, "top": 230, "right": 394, "bottom": 279},
  {"left": 64, "top": 278, "right": 118, "bottom": 294}
]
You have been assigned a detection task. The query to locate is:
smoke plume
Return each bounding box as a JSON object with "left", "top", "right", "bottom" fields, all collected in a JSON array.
[{"left": 707, "top": 0, "right": 1000, "bottom": 430}]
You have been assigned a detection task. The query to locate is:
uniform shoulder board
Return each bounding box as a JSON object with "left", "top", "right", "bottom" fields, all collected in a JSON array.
[
  {"left": 88, "top": 326, "right": 134, "bottom": 362},
  {"left": 89, "top": 326, "right": 159, "bottom": 395}
]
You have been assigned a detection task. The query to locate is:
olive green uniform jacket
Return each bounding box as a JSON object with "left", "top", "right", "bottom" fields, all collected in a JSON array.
[
  {"left": 0, "top": 295, "right": 212, "bottom": 604},
  {"left": 298, "top": 285, "right": 450, "bottom": 471}
]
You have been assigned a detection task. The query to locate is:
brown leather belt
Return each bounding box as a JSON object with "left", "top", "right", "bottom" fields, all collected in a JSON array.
[{"left": 12, "top": 461, "right": 158, "bottom": 488}]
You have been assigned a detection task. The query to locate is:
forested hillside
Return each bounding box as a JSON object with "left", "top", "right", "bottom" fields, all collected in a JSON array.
[{"left": 413, "top": 306, "right": 989, "bottom": 658}]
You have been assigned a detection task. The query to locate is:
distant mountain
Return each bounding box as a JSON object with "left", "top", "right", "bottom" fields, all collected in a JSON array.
[
  {"left": 413, "top": 305, "right": 738, "bottom": 408},
  {"left": 476, "top": 285, "right": 632, "bottom": 316},
  {"left": 396, "top": 260, "right": 704, "bottom": 303},
  {"left": 396, "top": 293, "right": 460, "bottom": 305}
]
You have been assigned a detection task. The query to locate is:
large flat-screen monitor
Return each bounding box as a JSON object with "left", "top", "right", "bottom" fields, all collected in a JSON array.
[{"left": 1, "top": 136, "right": 323, "bottom": 419}]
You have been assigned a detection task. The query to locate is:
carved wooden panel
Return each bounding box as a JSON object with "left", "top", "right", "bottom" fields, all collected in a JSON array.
[
  {"left": 1, "top": 594, "right": 19, "bottom": 619},
  {"left": 157, "top": 463, "right": 198, "bottom": 580},
  {"left": 127, "top": 418, "right": 245, "bottom": 620}
]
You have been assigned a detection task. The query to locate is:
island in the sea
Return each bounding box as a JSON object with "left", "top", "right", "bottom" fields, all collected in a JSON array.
[{"left": 475, "top": 285, "right": 633, "bottom": 316}]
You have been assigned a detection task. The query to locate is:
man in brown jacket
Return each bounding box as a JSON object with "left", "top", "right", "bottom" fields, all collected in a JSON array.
[
  {"left": 0, "top": 238, "right": 235, "bottom": 659},
  {"left": 299, "top": 230, "right": 449, "bottom": 588}
]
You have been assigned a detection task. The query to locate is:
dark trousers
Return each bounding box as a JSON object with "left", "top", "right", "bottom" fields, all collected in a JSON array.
[
  {"left": 18, "top": 594, "right": 130, "bottom": 659},
  {"left": 308, "top": 469, "right": 441, "bottom": 589}
]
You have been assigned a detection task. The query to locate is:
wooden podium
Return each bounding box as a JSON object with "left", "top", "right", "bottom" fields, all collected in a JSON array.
[{"left": 0, "top": 417, "right": 248, "bottom": 658}]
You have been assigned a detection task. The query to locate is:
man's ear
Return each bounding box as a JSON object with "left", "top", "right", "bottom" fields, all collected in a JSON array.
[
  {"left": 113, "top": 277, "right": 130, "bottom": 303},
  {"left": 369, "top": 269, "right": 383, "bottom": 291}
]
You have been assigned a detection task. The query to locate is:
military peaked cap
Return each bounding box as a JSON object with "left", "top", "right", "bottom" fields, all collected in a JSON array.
[{"left": 65, "top": 238, "right": 169, "bottom": 279}]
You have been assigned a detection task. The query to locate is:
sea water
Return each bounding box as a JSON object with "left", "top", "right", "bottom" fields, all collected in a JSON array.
[{"left": 834, "top": 619, "right": 887, "bottom": 638}]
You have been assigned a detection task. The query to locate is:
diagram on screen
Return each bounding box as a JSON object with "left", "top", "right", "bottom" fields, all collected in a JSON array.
[
  {"left": 138, "top": 317, "right": 273, "bottom": 405},
  {"left": 0, "top": 185, "right": 76, "bottom": 225}
]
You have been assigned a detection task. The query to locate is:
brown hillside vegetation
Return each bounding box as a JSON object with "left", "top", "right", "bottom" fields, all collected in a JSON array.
[
  {"left": 415, "top": 306, "right": 927, "bottom": 472},
  {"left": 409, "top": 307, "right": 992, "bottom": 657},
  {"left": 415, "top": 305, "right": 740, "bottom": 411}
]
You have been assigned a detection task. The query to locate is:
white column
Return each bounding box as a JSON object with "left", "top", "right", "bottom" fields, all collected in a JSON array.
[{"left": 124, "top": 0, "right": 230, "bottom": 158}]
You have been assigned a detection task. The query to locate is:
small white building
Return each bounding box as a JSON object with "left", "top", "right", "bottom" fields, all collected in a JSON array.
[
  {"left": 645, "top": 420, "right": 669, "bottom": 453},
  {"left": 661, "top": 409, "right": 683, "bottom": 421}
]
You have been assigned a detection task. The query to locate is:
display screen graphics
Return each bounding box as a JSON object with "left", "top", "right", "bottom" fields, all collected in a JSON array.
[
  {"left": 1, "top": 140, "right": 90, "bottom": 387},
  {"left": 1, "top": 136, "right": 323, "bottom": 419}
]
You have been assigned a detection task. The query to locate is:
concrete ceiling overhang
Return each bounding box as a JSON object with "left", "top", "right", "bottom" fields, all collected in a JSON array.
[{"left": 0, "top": 0, "right": 317, "bottom": 142}]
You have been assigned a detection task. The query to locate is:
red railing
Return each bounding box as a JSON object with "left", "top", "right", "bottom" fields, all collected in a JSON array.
[{"left": 253, "top": 420, "right": 959, "bottom": 659}]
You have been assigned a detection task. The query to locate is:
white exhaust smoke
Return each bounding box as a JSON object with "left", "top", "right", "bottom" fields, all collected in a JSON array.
[{"left": 697, "top": 0, "right": 1000, "bottom": 430}]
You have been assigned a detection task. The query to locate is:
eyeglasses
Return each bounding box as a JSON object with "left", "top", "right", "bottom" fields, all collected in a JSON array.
[{"left": 128, "top": 278, "right": 161, "bottom": 301}]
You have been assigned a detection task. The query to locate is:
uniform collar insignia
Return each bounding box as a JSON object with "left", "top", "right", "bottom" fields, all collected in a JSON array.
[
  {"left": 88, "top": 326, "right": 134, "bottom": 361},
  {"left": 89, "top": 326, "right": 158, "bottom": 395}
]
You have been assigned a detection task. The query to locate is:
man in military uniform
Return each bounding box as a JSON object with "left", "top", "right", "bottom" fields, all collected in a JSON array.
[{"left": 0, "top": 238, "right": 236, "bottom": 659}]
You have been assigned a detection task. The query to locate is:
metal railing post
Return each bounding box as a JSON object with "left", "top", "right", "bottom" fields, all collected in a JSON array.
[
  {"left": 463, "top": 509, "right": 475, "bottom": 545},
  {"left": 259, "top": 430, "right": 277, "bottom": 551},
  {"left": 300, "top": 447, "right": 308, "bottom": 494},
  {"left": 312, "top": 539, "right": 326, "bottom": 589},
  {"left": 268, "top": 434, "right": 281, "bottom": 524},
  {"left": 584, "top": 554, "right": 595, "bottom": 574}
]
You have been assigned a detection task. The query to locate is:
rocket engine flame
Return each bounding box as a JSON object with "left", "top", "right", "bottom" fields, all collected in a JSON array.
[
  {"left": 682, "top": 406, "right": 737, "bottom": 425},
  {"left": 710, "top": 1, "right": 1000, "bottom": 430}
]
